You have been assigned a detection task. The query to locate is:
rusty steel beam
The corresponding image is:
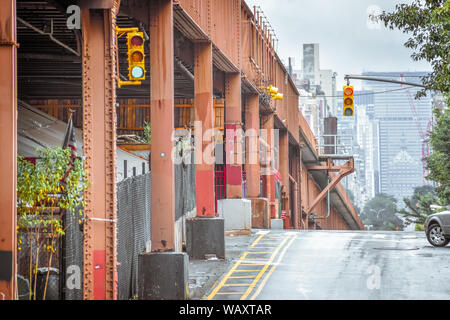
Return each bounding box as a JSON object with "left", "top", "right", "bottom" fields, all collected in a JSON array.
[
  {"left": 279, "top": 130, "right": 289, "bottom": 225},
  {"left": 194, "top": 41, "right": 215, "bottom": 217},
  {"left": 261, "top": 114, "right": 276, "bottom": 219},
  {"left": 149, "top": 0, "right": 176, "bottom": 251},
  {"left": 244, "top": 94, "right": 260, "bottom": 198},
  {"left": 0, "top": 0, "right": 17, "bottom": 300},
  {"left": 225, "top": 72, "right": 243, "bottom": 199},
  {"left": 306, "top": 157, "right": 354, "bottom": 217},
  {"left": 81, "top": 2, "right": 119, "bottom": 300}
]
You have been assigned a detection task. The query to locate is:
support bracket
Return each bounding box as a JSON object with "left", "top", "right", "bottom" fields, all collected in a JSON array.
[{"left": 305, "top": 157, "right": 354, "bottom": 217}]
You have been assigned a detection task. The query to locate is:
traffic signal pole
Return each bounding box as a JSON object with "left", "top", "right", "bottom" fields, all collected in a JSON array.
[{"left": 344, "top": 74, "right": 427, "bottom": 88}]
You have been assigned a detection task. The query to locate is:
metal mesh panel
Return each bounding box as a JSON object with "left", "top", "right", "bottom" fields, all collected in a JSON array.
[
  {"left": 117, "top": 173, "right": 151, "bottom": 300},
  {"left": 62, "top": 208, "right": 84, "bottom": 300},
  {"left": 17, "top": 215, "right": 62, "bottom": 300},
  {"left": 175, "top": 141, "right": 196, "bottom": 221}
]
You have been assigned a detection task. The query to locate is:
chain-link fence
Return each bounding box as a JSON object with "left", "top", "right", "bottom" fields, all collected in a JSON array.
[
  {"left": 62, "top": 208, "right": 84, "bottom": 300},
  {"left": 117, "top": 173, "right": 151, "bottom": 300},
  {"left": 17, "top": 145, "right": 196, "bottom": 300}
]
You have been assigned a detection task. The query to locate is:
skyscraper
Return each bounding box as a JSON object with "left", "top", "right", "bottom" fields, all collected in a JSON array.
[{"left": 362, "top": 71, "right": 433, "bottom": 204}]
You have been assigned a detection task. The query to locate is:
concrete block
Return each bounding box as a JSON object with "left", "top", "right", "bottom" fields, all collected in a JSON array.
[
  {"left": 186, "top": 217, "right": 225, "bottom": 259},
  {"left": 247, "top": 198, "right": 270, "bottom": 229},
  {"left": 271, "top": 218, "right": 284, "bottom": 230},
  {"left": 217, "top": 199, "right": 252, "bottom": 232},
  {"left": 138, "top": 252, "right": 189, "bottom": 300}
]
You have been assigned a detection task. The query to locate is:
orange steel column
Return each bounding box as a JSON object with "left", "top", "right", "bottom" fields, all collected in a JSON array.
[
  {"left": 194, "top": 42, "right": 215, "bottom": 216},
  {"left": 279, "top": 131, "right": 289, "bottom": 227},
  {"left": 262, "top": 114, "right": 276, "bottom": 218},
  {"left": 225, "top": 73, "right": 243, "bottom": 198},
  {"left": 244, "top": 94, "right": 260, "bottom": 198},
  {"left": 81, "top": 6, "right": 118, "bottom": 300},
  {"left": 149, "top": 0, "right": 175, "bottom": 250},
  {"left": 0, "top": 0, "right": 17, "bottom": 300}
]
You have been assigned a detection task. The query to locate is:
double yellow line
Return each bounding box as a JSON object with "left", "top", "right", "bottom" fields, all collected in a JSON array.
[{"left": 206, "top": 232, "right": 297, "bottom": 300}]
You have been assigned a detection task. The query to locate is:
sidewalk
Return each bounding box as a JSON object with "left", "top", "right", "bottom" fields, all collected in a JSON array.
[{"left": 188, "top": 230, "right": 260, "bottom": 300}]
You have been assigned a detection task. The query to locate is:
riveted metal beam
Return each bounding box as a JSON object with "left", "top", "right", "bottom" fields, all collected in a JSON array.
[
  {"left": 0, "top": 0, "right": 17, "bottom": 300},
  {"left": 81, "top": 1, "right": 119, "bottom": 300},
  {"left": 149, "top": 0, "right": 176, "bottom": 251}
]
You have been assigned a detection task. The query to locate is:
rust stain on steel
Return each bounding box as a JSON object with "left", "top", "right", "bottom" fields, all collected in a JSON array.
[
  {"left": 81, "top": 2, "right": 119, "bottom": 300},
  {"left": 0, "top": 0, "right": 17, "bottom": 300},
  {"left": 244, "top": 94, "right": 260, "bottom": 198},
  {"left": 150, "top": 0, "right": 176, "bottom": 251},
  {"left": 194, "top": 42, "right": 215, "bottom": 216}
]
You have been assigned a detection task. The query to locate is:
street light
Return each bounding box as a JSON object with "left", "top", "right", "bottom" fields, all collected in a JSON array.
[{"left": 369, "top": 208, "right": 386, "bottom": 220}]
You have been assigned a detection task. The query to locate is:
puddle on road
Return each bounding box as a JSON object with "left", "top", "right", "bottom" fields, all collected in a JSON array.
[{"left": 373, "top": 247, "right": 420, "bottom": 250}]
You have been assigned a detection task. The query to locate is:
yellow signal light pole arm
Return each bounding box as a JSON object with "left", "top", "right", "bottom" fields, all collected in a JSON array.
[
  {"left": 115, "top": 26, "right": 139, "bottom": 34},
  {"left": 117, "top": 78, "right": 141, "bottom": 88}
]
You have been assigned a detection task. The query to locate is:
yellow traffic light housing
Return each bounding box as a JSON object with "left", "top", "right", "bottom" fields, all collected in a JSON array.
[
  {"left": 273, "top": 93, "right": 284, "bottom": 100},
  {"left": 115, "top": 26, "right": 146, "bottom": 88},
  {"left": 267, "top": 85, "right": 278, "bottom": 95},
  {"left": 127, "top": 31, "right": 146, "bottom": 81},
  {"left": 266, "top": 85, "right": 284, "bottom": 100},
  {"left": 343, "top": 85, "right": 354, "bottom": 116}
]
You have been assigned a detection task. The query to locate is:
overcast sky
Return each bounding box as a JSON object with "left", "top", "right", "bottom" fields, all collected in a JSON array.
[{"left": 244, "top": 0, "right": 431, "bottom": 90}]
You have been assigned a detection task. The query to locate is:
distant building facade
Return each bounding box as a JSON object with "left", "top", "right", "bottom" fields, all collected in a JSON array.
[{"left": 362, "top": 71, "right": 433, "bottom": 204}]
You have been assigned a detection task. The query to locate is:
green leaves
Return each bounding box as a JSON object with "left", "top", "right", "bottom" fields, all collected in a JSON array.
[
  {"left": 379, "top": 0, "right": 450, "bottom": 100},
  {"left": 425, "top": 107, "right": 450, "bottom": 203},
  {"left": 17, "top": 147, "right": 89, "bottom": 241},
  {"left": 398, "top": 185, "right": 441, "bottom": 227},
  {"left": 360, "top": 194, "right": 404, "bottom": 231}
]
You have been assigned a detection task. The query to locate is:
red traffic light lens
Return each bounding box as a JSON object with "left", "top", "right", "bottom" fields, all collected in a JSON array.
[
  {"left": 344, "top": 87, "right": 353, "bottom": 96},
  {"left": 131, "top": 35, "right": 143, "bottom": 46},
  {"left": 131, "top": 51, "right": 144, "bottom": 62},
  {"left": 344, "top": 97, "right": 353, "bottom": 105}
]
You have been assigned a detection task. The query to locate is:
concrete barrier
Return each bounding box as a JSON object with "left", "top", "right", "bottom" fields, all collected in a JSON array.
[
  {"left": 270, "top": 219, "right": 284, "bottom": 229},
  {"left": 217, "top": 199, "right": 252, "bottom": 233}
]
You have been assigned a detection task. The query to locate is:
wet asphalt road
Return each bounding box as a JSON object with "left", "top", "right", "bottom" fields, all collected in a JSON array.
[{"left": 206, "top": 230, "right": 450, "bottom": 300}]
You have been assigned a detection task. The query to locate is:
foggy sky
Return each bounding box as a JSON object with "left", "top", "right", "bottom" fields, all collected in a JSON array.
[{"left": 244, "top": 0, "right": 431, "bottom": 90}]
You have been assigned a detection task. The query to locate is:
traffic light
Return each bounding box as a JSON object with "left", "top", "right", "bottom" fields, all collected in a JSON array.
[
  {"left": 267, "top": 85, "right": 284, "bottom": 100},
  {"left": 343, "top": 85, "right": 354, "bottom": 116},
  {"left": 127, "top": 31, "right": 146, "bottom": 81}
]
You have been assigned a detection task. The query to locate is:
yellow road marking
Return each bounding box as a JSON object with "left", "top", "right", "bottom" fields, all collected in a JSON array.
[
  {"left": 207, "top": 233, "right": 268, "bottom": 299},
  {"left": 215, "top": 292, "right": 246, "bottom": 295},
  {"left": 223, "top": 284, "right": 251, "bottom": 287},
  {"left": 239, "top": 236, "right": 291, "bottom": 300},
  {"left": 250, "top": 233, "right": 266, "bottom": 248},
  {"left": 249, "top": 235, "right": 297, "bottom": 300},
  {"left": 207, "top": 232, "right": 296, "bottom": 300},
  {"left": 246, "top": 251, "right": 272, "bottom": 254}
]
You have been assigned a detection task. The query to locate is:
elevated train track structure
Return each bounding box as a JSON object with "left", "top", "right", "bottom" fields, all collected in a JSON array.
[{"left": 0, "top": 0, "right": 364, "bottom": 300}]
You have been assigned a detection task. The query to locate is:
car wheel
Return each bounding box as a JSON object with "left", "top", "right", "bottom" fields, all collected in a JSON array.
[{"left": 426, "top": 224, "right": 450, "bottom": 247}]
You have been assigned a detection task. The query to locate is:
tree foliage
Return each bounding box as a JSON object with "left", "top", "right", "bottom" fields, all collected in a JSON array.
[
  {"left": 17, "top": 147, "right": 88, "bottom": 300},
  {"left": 425, "top": 107, "right": 450, "bottom": 203},
  {"left": 379, "top": 0, "right": 450, "bottom": 101},
  {"left": 397, "top": 185, "right": 441, "bottom": 230},
  {"left": 379, "top": 1, "right": 450, "bottom": 205},
  {"left": 360, "top": 194, "right": 404, "bottom": 231}
]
